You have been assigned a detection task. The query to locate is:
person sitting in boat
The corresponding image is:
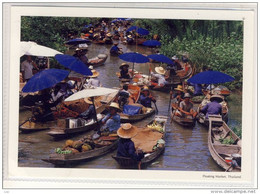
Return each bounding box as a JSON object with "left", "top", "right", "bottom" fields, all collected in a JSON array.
[
  {"left": 126, "top": 34, "right": 134, "bottom": 44},
  {"left": 171, "top": 85, "right": 185, "bottom": 106},
  {"left": 110, "top": 42, "right": 122, "bottom": 55},
  {"left": 119, "top": 63, "right": 131, "bottom": 79},
  {"left": 77, "top": 97, "right": 96, "bottom": 121},
  {"left": 73, "top": 48, "right": 89, "bottom": 66},
  {"left": 118, "top": 84, "right": 130, "bottom": 108},
  {"left": 200, "top": 94, "right": 223, "bottom": 119},
  {"left": 150, "top": 66, "right": 168, "bottom": 89},
  {"left": 171, "top": 55, "right": 182, "bottom": 70},
  {"left": 116, "top": 123, "right": 144, "bottom": 162},
  {"left": 84, "top": 69, "right": 101, "bottom": 88},
  {"left": 100, "top": 102, "right": 121, "bottom": 134},
  {"left": 175, "top": 93, "right": 196, "bottom": 118},
  {"left": 139, "top": 86, "right": 156, "bottom": 108},
  {"left": 189, "top": 83, "right": 203, "bottom": 96}
]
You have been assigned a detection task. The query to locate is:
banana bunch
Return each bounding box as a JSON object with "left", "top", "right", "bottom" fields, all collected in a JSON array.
[{"left": 147, "top": 122, "right": 164, "bottom": 132}]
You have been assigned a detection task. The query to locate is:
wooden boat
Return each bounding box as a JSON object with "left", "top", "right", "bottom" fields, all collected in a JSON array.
[
  {"left": 197, "top": 95, "right": 229, "bottom": 127},
  {"left": 19, "top": 120, "right": 57, "bottom": 133},
  {"left": 208, "top": 115, "right": 241, "bottom": 172},
  {"left": 149, "top": 76, "right": 181, "bottom": 93},
  {"left": 42, "top": 135, "right": 119, "bottom": 166},
  {"left": 170, "top": 105, "right": 196, "bottom": 127},
  {"left": 88, "top": 54, "right": 108, "bottom": 67},
  {"left": 92, "top": 39, "right": 105, "bottom": 44},
  {"left": 120, "top": 107, "right": 156, "bottom": 123},
  {"left": 112, "top": 115, "right": 168, "bottom": 169}
]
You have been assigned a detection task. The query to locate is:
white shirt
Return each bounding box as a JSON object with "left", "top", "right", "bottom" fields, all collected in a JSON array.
[
  {"left": 151, "top": 72, "right": 167, "bottom": 86},
  {"left": 21, "top": 60, "right": 34, "bottom": 80}
]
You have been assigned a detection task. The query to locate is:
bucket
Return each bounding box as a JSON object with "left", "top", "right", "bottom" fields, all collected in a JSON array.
[{"left": 225, "top": 157, "right": 232, "bottom": 164}]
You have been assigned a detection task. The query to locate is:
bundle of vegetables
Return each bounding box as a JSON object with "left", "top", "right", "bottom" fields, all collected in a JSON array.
[
  {"left": 55, "top": 139, "right": 94, "bottom": 154},
  {"left": 147, "top": 121, "right": 164, "bottom": 132}
]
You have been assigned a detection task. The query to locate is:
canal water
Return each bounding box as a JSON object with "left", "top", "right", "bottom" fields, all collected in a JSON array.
[{"left": 18, "top": 42, "right": 242, "bottom": 171}]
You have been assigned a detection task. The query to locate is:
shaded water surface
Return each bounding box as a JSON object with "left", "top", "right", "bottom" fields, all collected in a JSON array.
[{"left": 19, "top": 42, "right": 242, "bottom": 171}]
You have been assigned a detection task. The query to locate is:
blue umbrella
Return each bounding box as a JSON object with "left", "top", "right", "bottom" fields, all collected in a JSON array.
[
  {"left": 119, "top": 52, "right": 149, "bottom": 72},
  {"left": 65, "top": 38, "right": 90, "bottom": 45},
  {"left": 126, "top": 26, "right": 149, "bottom": 36},
  {"left": 147, "top": 54, "right": 173, "bottom": 65},
  {"left": 187, "top": 71, "right": 235, "bottom": 84},
  {"left": 143, "top": 40, "right": 161, "bottom": 47},
  {"left": 22, "top": 69, "right": 69, "bottom": 93},
  {"left": 55, "top": 54, "right": 93, "bottom": 76}
]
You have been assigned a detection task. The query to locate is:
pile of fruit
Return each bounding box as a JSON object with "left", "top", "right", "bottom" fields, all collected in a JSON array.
[{"left": 147, "top": 121, "right": 164, "bottom": 132}]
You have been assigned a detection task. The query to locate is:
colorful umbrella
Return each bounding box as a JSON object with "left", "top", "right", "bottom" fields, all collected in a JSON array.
[
  {"left": 147, "top": 54, "right": 173, "bottom": 65},
  {"left": 20, "top": 41, "right": 62, "bottom": 57},
  {"left": 55, "top": 54, "right": 93, "bottom": 76},
  {"left": 143, "top": 40, "right": 161, "bottom": 47},
  {"left": 126, "top": 26, "right": 149, "bottom": 36},
  {"left": 22, "top": 69, "right": 69, "bottom": 93},
  {"left": 187, "top": 71, "right": 235, "bottom": 84}
]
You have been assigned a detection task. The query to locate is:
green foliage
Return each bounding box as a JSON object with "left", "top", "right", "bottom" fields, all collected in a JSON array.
[
  {"left": 219, "top": 133, "right": 235, "bottom": 145},
  {"left": 232, "top": 126, "right": 242, "bottom": 139}
]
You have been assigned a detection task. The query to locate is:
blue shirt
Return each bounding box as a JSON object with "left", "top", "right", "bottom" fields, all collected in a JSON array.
[
  {"left": 117, "top": 138, "right": 144, "bottom": 161},
  {"left": 102, "top": 113, "right": 121, "bottom": 132},
  {"left": 201, "top": 101, "right": 222, "bottom": 118},
  {"left": 110, "top": 45, "right": 120, "bottom": 52},
  {"left": 190, "top": 83, "right": 203, "bottom": 95},
  {"left": 139, "top": 94, "right": 154, "bottom": 108}
]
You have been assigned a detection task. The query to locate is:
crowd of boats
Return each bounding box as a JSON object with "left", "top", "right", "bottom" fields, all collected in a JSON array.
[{"left": 19, "top": 18, "right": 241, "bottom": 171}]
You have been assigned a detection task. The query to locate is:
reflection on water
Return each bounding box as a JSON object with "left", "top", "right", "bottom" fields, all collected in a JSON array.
[{"left": 19, "top": 43, "right": 241, "bottom": 171}]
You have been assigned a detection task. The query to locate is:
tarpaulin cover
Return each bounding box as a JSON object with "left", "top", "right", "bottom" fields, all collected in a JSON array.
[
  {"left": 123, "top": 105, "right": 141, "bottom": 115},
  {"left": 132, "top": 128, "right": 163, "bottom": 153}
]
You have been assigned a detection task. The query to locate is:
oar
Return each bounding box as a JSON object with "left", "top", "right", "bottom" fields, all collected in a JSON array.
[
  {"left": 19, "top": 112, "right": 53, "bottom": 128},
  {"left": 152, "top": 101, "right": 158, "bottom": 114}
]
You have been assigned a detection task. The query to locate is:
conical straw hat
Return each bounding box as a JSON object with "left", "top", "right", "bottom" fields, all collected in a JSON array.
[
  {"left": 117, "top": 123, "right": 138, "bottom": 139},
  {"left": 155, "top": 66, "right": 166, "bottom": 75}
]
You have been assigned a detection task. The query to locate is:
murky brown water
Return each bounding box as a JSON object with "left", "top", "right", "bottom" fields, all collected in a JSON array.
[{"left": 18, "top": 42, "right": 242, "bottom": 171}]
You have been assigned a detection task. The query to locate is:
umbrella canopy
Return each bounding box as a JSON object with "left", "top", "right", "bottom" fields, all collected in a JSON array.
[
  {"left": 64, "top": 87, "right": 119, "bottom": 102},
  {"left": 126, "top": 26, "right": 149, "bottom": 35},
  {"left": 55, "top": 54, "right": 93, "bottom": 76},
  {"left": 22, "top": 69, "right": 69, "bottom": 93},
  {"left": 143, "top": 40, "right": 161, "bottom": 47},
  {"left": 65, "top": 38, "right": 91, "bottom": 45},
  {"left": 147, "top": 54, "right": 173, "bottom": 65},
  {"left": 187, "top": 71, "right": 235, "bottom": 84},
  {"left": 20, "top": 41, "right": 63, "bottom": 57},
  {"left": 119, "top": 52, "right": 149, "bottom": 63}
]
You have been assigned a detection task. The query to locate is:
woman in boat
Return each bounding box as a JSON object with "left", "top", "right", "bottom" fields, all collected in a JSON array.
[
  {"left": 175, "top": 93, "right": 196, "bottom": 118},
  {"left": 84, "top": 69, "right": 101, "bottom": 88},
  {"left": 77, "top": 97, "right": 96, "bottom": 121},
  {"left": 150, "top": 66, "right": 168, "bottom": 89},
  {"left": 119, "top": 63, "right": 131, "bottom": 79},
  {"left": 118, "top": 84, "right": 130, "bottom": 108},
  {"left": 110, "top": 42, "right": 122, "bottom": 55},
  {"left": 200, "top": 94, "right": 223, "bottom": 119},
  {"left": 116, "top": 123, "right": 144, "bottom": 162},
  {"left": 139, "top": 86, "right": 156, "bottom": 108},
  {"left": 73, "top": 48, "right": 89, "bottom": 66},
  {"left": 171, "top": 85, "right": 184, "bottom": 106},
  {"left": 100, "top": 102, "right": 121, "bottom": 134}
]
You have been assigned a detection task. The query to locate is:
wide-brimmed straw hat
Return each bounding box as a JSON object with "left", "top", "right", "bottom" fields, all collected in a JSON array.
[
  {"left": 142, "top": 86, "right": 150, "bottom": 92},
  {"left": 119, "top": 63, "right": 129, "bottom": 69},
  {"left": 210, "top": 94, "right": 224, "bottom": 102},
  {"left": 184, "top": 93, "right": 191, "bottom": 98},
  {"left": 106, "top": 33, "right": 112, "bottom": 37},
  {"left": 89, "top": 70, "right": 100, "bottom": 78},
  {"left": 172, "top": 55, "right": 178, "bottom": 60},
  {"left": 117, "top": 123, "right": 138, "bottom": 139},
  {"left": 84, "top": 97, "right": 93, "bottom": 104},
  {"left": 155, "top": 66, "right": 166, "bottom": 75},
  {"left": 107, "top": 102, "right": 121, "bottom": 112},
  {"left": 127, "top": 35, "right": 132, "bottom": 38},
  {"left": 174, "top": 85, "right": 184, "bottom": 92},
  {"left": 89, "top": 30, "right": 93, "bottom": 33},
  {"left": 89, "top": 65, "right": 94, "bottom": 70}
]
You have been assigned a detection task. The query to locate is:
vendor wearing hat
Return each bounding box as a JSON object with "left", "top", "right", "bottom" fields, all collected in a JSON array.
[
  {"left": 110, "top": 42, "right": 122, "bottom": 56},
  {"left": 171, "top": 55, "right": 182, "bottom": 70},
  {"left": 77, "top": 97, "right": 96, "bottom": 121},
  {"left": 119, "top": 63, "right": 131, "bottom": 79},
  {"left": 200, "top": 94, "right": 223, "bottom": 119},
  {"left": 171, "top": 85, "right": 185, "bottom": 105},
  {"left": 150, "top": 66, "right": 168, "bottom": 89},
  {"left": 101, "top": 102, "right": 121, "bottom": 133},
  {"left": 85, "top": 69, "right": 101, "bottom": 88},
  {"left": 116, "top": 123, "right": 144, "bottom": 162},
  {"left": 175, "top": 93, "right": 196, "bottom": 118},
  {"left": 126, "top": 34, "right": 134, "bottom": 44},
  {"left": 139, "top": 86, "right": 156, "bottom": 108},
  {"left": 73, "top": 47, "right": 89, "bottom": 66}
]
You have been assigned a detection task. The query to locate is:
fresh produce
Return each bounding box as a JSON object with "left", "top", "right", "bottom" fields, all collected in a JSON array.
[
  {"left": 65, "top": 140, "right": 74, "bottom": 147},
  {"left": 81, "top": 144, "right": 92, "bottom": 152},
  {"left": 55, "top": 148, "right": 72, "bottom": 155},
  {"left": 147, "top": 121, "right": 164, "bottom": 132},
  {"left": 72, "top": 140, "right": 83, "bottom": 150}
]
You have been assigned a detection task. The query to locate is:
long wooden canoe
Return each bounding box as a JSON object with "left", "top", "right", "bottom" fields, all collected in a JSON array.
[
  {"left": 112, "top": 115, "right": 168, "bottom": 169},
  {"left": 208, "top": 115, "right": 241, "bottom": 172},
  {"left": 42, "top": 136, "right": 119, "bottom": 166},
  {"left": 120, "top": 107, "right": 156, "bottom": 123}
]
